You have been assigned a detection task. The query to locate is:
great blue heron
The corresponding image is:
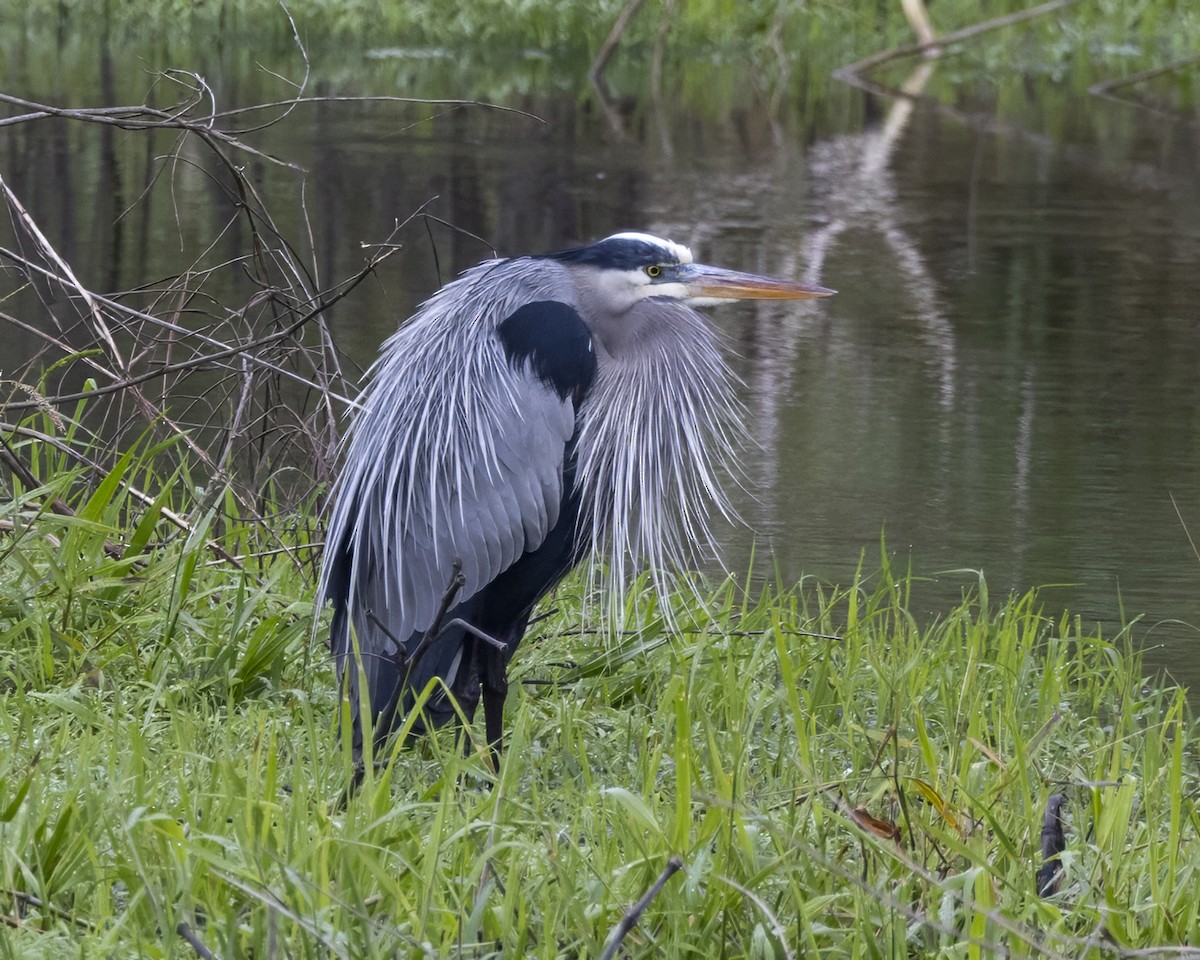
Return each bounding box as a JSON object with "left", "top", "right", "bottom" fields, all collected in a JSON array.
[{"left": 318, "top": 232, "right": 834, "bottom": 765}]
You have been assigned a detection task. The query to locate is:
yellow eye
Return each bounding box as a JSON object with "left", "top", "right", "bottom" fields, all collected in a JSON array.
[{"left": 646, "top": 265, "right": 662, "bottom": 278}]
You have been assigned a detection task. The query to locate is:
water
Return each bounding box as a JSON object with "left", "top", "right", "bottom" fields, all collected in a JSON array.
[{"left": 2, "top": 25, "right": 1198, "bottom": 689}]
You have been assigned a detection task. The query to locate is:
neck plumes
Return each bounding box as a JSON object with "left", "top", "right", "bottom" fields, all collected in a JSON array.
[{"left": 573, "top": 301, "right": 745, "bottom": 619}]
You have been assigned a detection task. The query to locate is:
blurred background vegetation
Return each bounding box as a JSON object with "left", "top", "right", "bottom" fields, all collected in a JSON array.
[{"left": 3, "top": 0, "right": 1197, "bottom": 115}]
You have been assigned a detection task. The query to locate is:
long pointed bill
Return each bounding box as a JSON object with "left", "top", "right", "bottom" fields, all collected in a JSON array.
[{"left": 680, "top": 263, "right": 835, "bottom": 300}]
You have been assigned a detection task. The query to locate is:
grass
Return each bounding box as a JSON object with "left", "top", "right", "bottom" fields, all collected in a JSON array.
[
  {"left": 1, "top": 426, "right": 1198, "bottom": 958},
  {"left": 3, "top": 0, "right": 1198, "bottom": 951}
]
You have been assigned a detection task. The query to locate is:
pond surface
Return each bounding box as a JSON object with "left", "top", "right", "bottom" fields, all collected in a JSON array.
[{"left": 2, "top": 18, "right": 1199, "bottom": 689}]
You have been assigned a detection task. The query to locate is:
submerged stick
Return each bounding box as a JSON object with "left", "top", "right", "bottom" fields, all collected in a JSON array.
[
  {"left": 598, "top": 855, "right": 685, "bottom": 960},
  {"left": 1036, "top": 792, "right": 1067, "bottom": 897}
]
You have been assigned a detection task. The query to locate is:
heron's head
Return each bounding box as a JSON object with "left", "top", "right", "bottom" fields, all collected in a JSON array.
[{"left": 546, "top": 231, "right": 835, "bottom": 315}]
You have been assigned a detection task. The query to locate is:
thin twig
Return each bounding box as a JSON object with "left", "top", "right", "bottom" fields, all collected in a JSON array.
[
  {"left": 212, "top": 94, "right": 544, "bottom": 127},
  {"left": 401, "top": 561, "right": 468, "bottom": 679},
  {"left": 176, "top": 920, "right": 215, "bottom": 960},
  {"left": 0, "top": 92, "right": 303, "bottom": 169},
  {"left": 1089, "top": 54, "right": 1200, "bottom": 123},
  {"left": 5, "top": 887, "right": 94, "bottom": 931},
  {"left": 597, "top": 855, "right": 685, "bottom": 960},
  {"left": 0, "top": 193, "right": 439, "bottom": 414},
  {"left": 436, "top": 618, "right": 508, "bottom": 653},
  {"left": 0, "top": 435, "right": 126, "bottom": 560},
  {"left": 1169, "top": 493, "right": 1200, "bottom": 565},
  {"left": 0, "top": 176, "right": 125, "bottom": 371}
]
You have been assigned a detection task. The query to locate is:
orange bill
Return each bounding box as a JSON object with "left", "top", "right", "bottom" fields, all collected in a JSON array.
[{"left": 680, "top": 263, "right": 836, "bottom": 300}]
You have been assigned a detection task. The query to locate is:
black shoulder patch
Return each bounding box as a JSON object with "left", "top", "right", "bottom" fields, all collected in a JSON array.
[{"left": 496, "top": 301, "right": 596, "bottom": 404}]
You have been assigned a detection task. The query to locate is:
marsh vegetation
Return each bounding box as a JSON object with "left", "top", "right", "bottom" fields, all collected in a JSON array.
[{"left": 2, "top": 1, "right": 1199, "bottom": 956}]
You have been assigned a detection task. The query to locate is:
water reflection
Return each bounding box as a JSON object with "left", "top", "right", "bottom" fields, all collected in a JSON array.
[{"left": 2, "top": 31, "right": 1199, "bottom": 691}]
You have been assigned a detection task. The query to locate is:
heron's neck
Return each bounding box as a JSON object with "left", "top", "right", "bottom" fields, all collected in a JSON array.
[
  {"left": 578, "top": 292, "right": 694, "bottom": 362},
  {"left": 572, "top": 304, "right": 745, "bottom": 618}
]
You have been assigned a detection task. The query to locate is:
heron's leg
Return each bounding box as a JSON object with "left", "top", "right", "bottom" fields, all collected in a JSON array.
[
  {"left": 432, "top": 618, "right": 508, "bottom": 770},
  {"left": 481, "top": 642, "right": 508, "bottom": 771},
  {"left": 434, "top": 624, "right": 508, "bottom": 772}
]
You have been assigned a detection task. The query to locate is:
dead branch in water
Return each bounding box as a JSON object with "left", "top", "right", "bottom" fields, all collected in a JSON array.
[{"left": 834, "top": 0, "right": 1080, "bottom": 89}]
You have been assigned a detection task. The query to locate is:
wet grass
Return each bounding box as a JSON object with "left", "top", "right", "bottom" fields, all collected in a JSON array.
[{"left": 2, "top": 434, "right": 1199, "bottom": 958}]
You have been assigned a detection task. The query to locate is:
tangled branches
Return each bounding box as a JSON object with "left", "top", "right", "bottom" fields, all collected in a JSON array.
[{"left": 0, "top": 42, "right": 521, "bottom": 561}]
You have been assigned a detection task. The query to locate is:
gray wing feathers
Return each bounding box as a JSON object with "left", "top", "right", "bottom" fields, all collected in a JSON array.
[
  {"left": 318, "top": 257, "right": 580, "bottom": 689},
  {"left": 334, "top": 378, "right": 572, "bottom": 656},
  {"left": 493, "top": 425, "right": 551, "bottom": 544}
]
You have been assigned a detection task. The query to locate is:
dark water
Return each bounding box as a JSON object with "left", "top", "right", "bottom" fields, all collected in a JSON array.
[{"left": 2, "top": 27, "right": 1199, "bottom": 689}]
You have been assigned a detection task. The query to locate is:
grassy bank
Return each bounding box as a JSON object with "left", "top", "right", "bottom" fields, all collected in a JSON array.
[{"left": 1, "top": 433, "right": 1197, "bottom": 958}]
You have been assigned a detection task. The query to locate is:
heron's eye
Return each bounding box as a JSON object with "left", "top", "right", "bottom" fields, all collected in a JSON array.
[{"left": 646, "top": 265, "right": 663, "bottom": 278}]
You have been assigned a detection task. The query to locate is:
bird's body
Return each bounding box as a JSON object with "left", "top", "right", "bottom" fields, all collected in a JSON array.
[{"left": 318, "top": 233, "right": 833, "bottom": 761}]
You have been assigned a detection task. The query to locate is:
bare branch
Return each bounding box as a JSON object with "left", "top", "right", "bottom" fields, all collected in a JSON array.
[
  {"left": 0, "top": 47, "right": 530, "bottom": 570},
  {"left": 835, "top": 0, "right": 1080, "bottom": 86},
  {"left": 598, "top": 855, "right": 684, "bottom": 960},
  {"left": 175, "top": 920, "right": 215, "bottom": 960}
]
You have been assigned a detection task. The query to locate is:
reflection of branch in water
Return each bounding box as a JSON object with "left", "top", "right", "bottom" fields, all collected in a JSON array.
[
  {"left": 833, "top": 0, "right": 1179, "bottom": 190},
  {"left": 1089, "top": 54, "right": 1200, "bottom": 126},
  {"left": 803, "top": 60, "right": 957, "bottom": 412},
  {"left": 588, "top": 0, "right": 649, "bottom": 141},
  {"left": 634, "top": 48, "right": 962, "bottom": 540},
  {"left": 638, "top": 60, "right": 957, "bottom": 534},
  {"left": 719, "top": 58, "right": 958, "bottom": 542},
  {"left": 589, "top": 73, "right": 628, "bottom": 142},
  {"left": 589, "top": 0, "right": 647, "bottom": 87},
  {"left": 859, "top": 62, "right": 935, "bottom": 179}
]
